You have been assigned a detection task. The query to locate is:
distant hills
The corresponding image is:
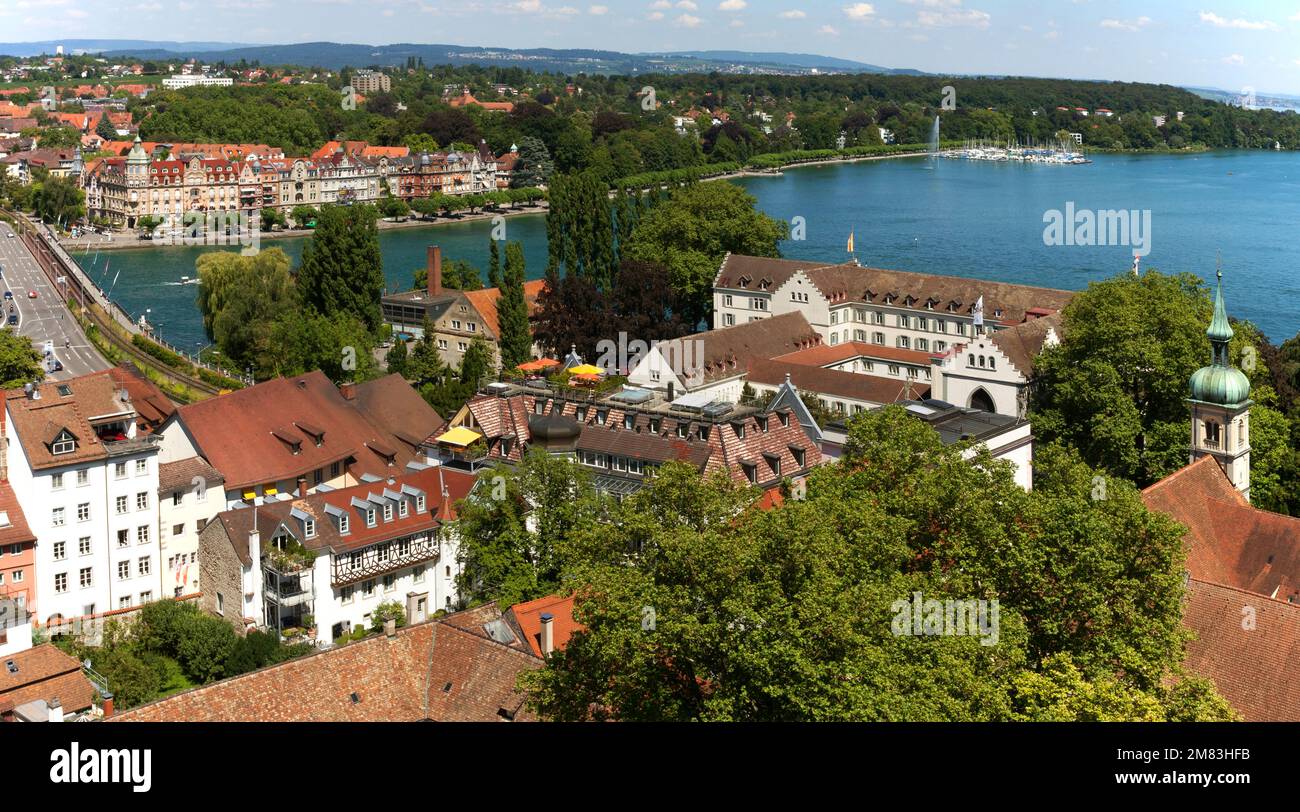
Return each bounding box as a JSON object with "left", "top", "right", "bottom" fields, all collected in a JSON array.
[{"left": 0, "top": 39, "right": 921, "bottom": 76}]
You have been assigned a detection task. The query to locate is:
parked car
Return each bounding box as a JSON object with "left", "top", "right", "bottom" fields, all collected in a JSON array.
[
  {"left": 3, "top": 291, "right": 11, "bottom": 300},
  {"left": 27, "top": 290, "right": 36, "bottom": 299},
  {"left": 6, "top": 314, "right": 16, "bottom": 326},
  {"left": 52, "top": 359, "right": 63, "bottom": 372}
]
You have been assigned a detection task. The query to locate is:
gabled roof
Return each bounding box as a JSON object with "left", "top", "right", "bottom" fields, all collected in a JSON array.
[
  {"left": 506, "top": 594, "right": 583, "bottom": 658},
  {"left": 212, "top": 465, "right": 477, "bottom": 563},
  {"left": 748, "top": 358, "right": 929, "bottom": 406},
  {"left": 110, "top": 606, "right": 540, "bottom": 722},
  {"left": 175, "top": 372, "right": 427, "bottom": 490},
  {"left": 461, "top": 279, "right": 547, "bottom": 339},
  {"left": 350, "top": 374, "right": 445, "bottom": 452},
  {"left": 1182, "top": 579, "right": 1300, "bottom": 721},
  {"left": 0, "top": 644, "right": 96, "bottom": 718},
  {"left": 655, "top": 312, "right": 822, "bottom": 386},
  {"left": 987, "top": 312, "right": 1063, "bottom": 378},
  {"left": 0, "top": 482, "right": 35, "bottom": 547},
  {"left": 4, "top": 370, "right": 139, "bottom": 471}
]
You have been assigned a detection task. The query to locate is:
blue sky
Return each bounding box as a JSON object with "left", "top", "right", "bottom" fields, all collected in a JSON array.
[{"left": 6, "top": 0, "right": 1300, "bottom": 93}]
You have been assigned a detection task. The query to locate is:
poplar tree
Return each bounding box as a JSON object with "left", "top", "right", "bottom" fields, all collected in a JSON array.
[{"left": 497, "top": 242, "right": 532, "bottom": 369}]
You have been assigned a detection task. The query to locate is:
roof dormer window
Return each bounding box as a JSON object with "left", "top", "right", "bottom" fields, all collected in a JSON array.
[
  {"left": 383, "top": 503, "right": 393, "bottom": 522},
  {"left": 366, "top": 508, "right": 376, "bottom": 528},
  {"left": 51, "top": 430, "right": 76, "bottom": 455}
]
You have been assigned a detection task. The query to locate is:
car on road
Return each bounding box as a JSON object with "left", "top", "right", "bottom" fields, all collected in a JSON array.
[
  {"left": 5, "top": 232, "right": 13, "bottom": 238},
  {"left": 3, "top": 291, "right": 11, "bottom": 300},
  {"left": 6, "top": 314, "right": 15, "bottom": 326},
  {"left": 52, "top": 359, "right": 63, "bottom": 372},
  {"left": 27, "top": 290, "right": 36, "bottom": 299}
]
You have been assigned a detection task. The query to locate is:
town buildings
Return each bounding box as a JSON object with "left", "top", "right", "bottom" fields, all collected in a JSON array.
[
  {"left": 382, "top": 245, "right": 546, "bottom": 368},
  {"left": 161, "top": 74, "right": 233, "bottom": 90},
  {"left": 349, "top": 69, "right": 391, "bottom": 95},
  {"left": 197, "top": 464, "right": 475, "bottom": 645},
  {"left": 110, "top": 603, "right": 540, "bottom": 721},
  {"left": 3, "top": 372, "right": 163, "bottom": 628}
]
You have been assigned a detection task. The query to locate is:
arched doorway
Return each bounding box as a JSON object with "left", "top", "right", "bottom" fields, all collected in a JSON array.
[{"left": 969, "top": 388, "right": 995, "bottom": 413}]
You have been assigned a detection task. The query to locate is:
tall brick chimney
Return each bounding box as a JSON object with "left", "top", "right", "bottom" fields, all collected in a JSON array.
[{"left": 427, "top": 245, "right": 442, "bottom": 297}]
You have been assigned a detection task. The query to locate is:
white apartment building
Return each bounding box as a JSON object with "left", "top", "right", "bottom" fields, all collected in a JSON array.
[
  {"left": 198, "top": 466, "right": 474, "bottom": 645},
  {"left": 162, "top": 74, "right": 233, "bottom": 90},
  {"left": 3, "top": 374, "right": 162, "bottom": 627},
  {"left": 156, "top": 457, "right": 225, "bottom": 598}
]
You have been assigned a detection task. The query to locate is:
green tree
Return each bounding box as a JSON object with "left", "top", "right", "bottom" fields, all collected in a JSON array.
[
  {"left": 0, "top": 330, "right": 44, "bottom": 387},
  {"left": 196, "top": 248, "right": 299, "bottom": 377},
  {"left": 512, "top": 135, "right": 554, "bottom": 188},
  {"left": 31, "top": 175, "right": 86, "bottom": 226},
  {"left": 1032, "top": 270, "right": 1278, "bottom": 487},
  {"left": 621, "top": 182, "right": 787, "bottom": 325},
  {"left": 295, "top": 204, "right": 385, "bottom": 332},
  {"left": 496, "top": 242, "right": 532, "bottom": 368}
]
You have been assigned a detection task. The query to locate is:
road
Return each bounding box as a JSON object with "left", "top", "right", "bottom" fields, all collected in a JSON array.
[{"left": 0, "top": 221, "right": 110, "bottom": 381}]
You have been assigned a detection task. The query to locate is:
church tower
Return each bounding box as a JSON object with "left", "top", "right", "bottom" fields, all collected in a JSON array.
[{"left": 1188, "top": 268, "right": 1252, "bottom": 500}]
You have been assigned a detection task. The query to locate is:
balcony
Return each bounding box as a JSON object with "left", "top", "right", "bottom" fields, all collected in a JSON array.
[{"left": 331, "top": 534, "right": 440, "bottom": 587}]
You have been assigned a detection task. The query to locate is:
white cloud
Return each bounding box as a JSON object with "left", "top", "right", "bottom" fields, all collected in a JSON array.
[
  {"left": 1222, "top": 53, "right": 1245, "bottom": 64},
  {"left": 718, "top": 0, "right": 746, "bottom": 10},
  {"left": 675, "top": 12, "right": 702, "bottom": 26},
  {"left": 650, "top": 0, "right": 671, "bottom": 8},
  {"left": 588, "top": 3, "right": 608, "bottom": 12},
  {"left": 843, "top": 3, "right": 874, "bottom": 20},
  {"left": 676, "top": 0, "right": 697, "bottom": 9},
  {"left": 917, "top": 6, "right": 990, "bottom": 28},
  {"left": 1199, "top": 11, "right": 1278, "bottom": 31},
  {"left": 820, "top": 24, "right": 840, "bottom": 35},
  {"left": 1100, "top": 16, "right": 1151, "bottom": 32},
  {"left": 779, "top": 9, "right": 805, "bottom": 18}
]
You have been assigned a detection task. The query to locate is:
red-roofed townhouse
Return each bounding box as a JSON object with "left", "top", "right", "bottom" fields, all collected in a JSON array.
[{"left": 197, "top": 465, "right": 478, "bottom": 645}]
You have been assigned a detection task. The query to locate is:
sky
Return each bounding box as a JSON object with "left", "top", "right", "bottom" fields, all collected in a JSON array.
[{"left": 5, "top": 0, "right": 1300, "bottom": 94}]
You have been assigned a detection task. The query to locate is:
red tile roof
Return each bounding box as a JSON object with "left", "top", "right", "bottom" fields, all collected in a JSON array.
[
  {"left": 506, "top": 594, "right": 582, "bottom": 657},
  {"left": 175, "top": 371, "right": 433, "bottom": 490},
  {"left": 0, "top": 481, "right": 36, "bottom": 547},
  {"left": 0, "top": 644, "right": 96, "bottom": 718},
  {"left": 4, "top": 370, "right": 140, "bottom": 471},
  {"left": 461, "top": 279, "right": 547, "bottom": 339},
  {"left": 772, "top": 340, "right": 934, "bottom": 368},
  {"left": 747, "top": 358, "right": 928, "bottom": 404},
  {"left": 111, "top": 608, "right": 540, "bottom": 721},
  {"left": 1182, "top": 579, "right": 1300, "bottom": 720}
]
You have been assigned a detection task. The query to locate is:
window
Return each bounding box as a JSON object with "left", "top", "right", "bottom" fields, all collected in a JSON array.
[
  {"left": 10, "top": 570, "right": 20, "bottom": 583},
  {"left": 173, "top": 491, "right": 183, "bottom": 507},
  {"left": 330, "top": 462, "right": 342, "bottom": 479},
  {"left": 339, "top": 513, "right": 350, "bottom": 534},
  {"left": 117, "top": 529, "right": 128, "bottom": 548},
  {"left": 936, "top": 320, "right": 946, "bottom": 334},
  {"left": 139, "top": 591, "right": 151, "bottom": 603},
  {"left": 917, "top": 338, "right": 929, "bottom": 352},
  {"left": 115, "top": 462, "right": 126, "bottom": 479},
  {"left": 830, "top": 311, "right": 839, "bottom": 325},
  {"left": 437, "top": 339, "right": 448, "bottom": 350},
  {"left": 457, "top": 342, "right": 467, "bottom": 352},
  {"left": 53, "top": 541, "right": 66, "bottom": 560},
  {"left": 137, "top": 525, "right": 149, "bottom": 544},
  {"left": 77, "top": 468, "right": 88, "bottom": 486},
  {"left": 383, "top": 503, "right": 393, "bottom": 522},
  {"left": 723, "top": 294, "right": 733, "bottom": 307},
  {"left": 417, "top": 495, "right": 426, "bottom": 512},
  {"left": 873, "top": 332, "right": 885, "bottom": 345},
  {"left": 197, "top": 519, "right": 207, "bottom": 532},
  {"left": 55, "top": 573, "right": 67, "bottom": 593},
  {"left": 340, "top": 586, "right": 353, "bottom": 604},
  {"left": 52, "top": 431, "right": 75, "bottom": 455},
  {"left": 413, "top": 564, "right": 425, "bottom": 583},
  {"left": 888, "top": 364, "right": 900, "bottom": 376},
  {"left": 304, "top": 519, "right": 315, "bottom": 539},
  {"left": 77, "top": 503, "right": 89, "bottom": 522},
  {"left": 138, "top": 557, "right": 150, "bottom": 576},
  {"left": 899, "top": 315, "right": 910, "bottom": 328},
  {"left": 897, "top": 336, "right": 911, "bottom": 349},
  {"left": 79, "top": 567, "right": 93, "bottom": 589},
  {"left": 723, "top": 313, "right": 735, "bottom": 327},
  {"left": 398, "top": 500, "right": 408, "bottom": 518},
  {"left": 78, "top": 537, "right": 91, "bottom": 556},
  {"left": 52, "top": 507, "right": 65, "bottom": 527},
  {"left": 366, "top": 508, "right": 376, "bottom": 528},
  {"left": 313, "top": 469, "right": 323, "bottom": 486},
  {"left": 52, "top": 473, "right": 64, "bottom": 490},
  {"left": 362, "top": 580, "right": 375, "bottom": 598},
  {"left": 383, "top": 574, "right": 396, "bottom": 592},
  {"left": 118, "top": 561, "right": 129, "bottom": 580},
  {"left": 115, "top": 495, "right": 128, "bottom": 515},
  {"left": 172, "top": 523, "right": 184, "bottom": 536}
]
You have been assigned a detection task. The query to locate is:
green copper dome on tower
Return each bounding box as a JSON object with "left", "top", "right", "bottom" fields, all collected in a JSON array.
[{"left": 1189, "top": 268, "right": 1251, "bottom": 406}]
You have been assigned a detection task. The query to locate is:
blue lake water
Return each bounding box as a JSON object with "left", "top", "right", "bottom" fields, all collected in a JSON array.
[{"left": 75, "top": 151, "right": 1300, "bottom": 349}]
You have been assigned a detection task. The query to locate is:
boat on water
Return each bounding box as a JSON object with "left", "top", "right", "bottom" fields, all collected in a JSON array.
[{"left": 941, "top": 139, "right": 1092, "bottom": 165}]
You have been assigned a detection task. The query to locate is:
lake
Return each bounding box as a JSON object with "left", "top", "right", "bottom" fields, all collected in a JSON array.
[{"left": 74, "top": 151, "right": 1300, "bottom": 349}]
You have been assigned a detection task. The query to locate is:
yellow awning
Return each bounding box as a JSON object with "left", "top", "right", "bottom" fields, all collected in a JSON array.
[
  {"left": 567, "top": 364, "right": 604, "bottom": 376},
  {"left": 436, "top": 426, "right": 483, "bottom": 447}
]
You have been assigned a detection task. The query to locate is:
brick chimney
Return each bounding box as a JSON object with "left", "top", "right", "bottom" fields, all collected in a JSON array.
[
  {"left": 426, "top": 245, "right": 442, "bottom": 297},
  {"left": 339, "top": 383, "right": 356, "bottom": 401},
  {"left": 101, "top": 692, "right": 115, "bottom": 719},
  {"left": 540, "top": 612, "right": 554, "bottom": 655}
]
